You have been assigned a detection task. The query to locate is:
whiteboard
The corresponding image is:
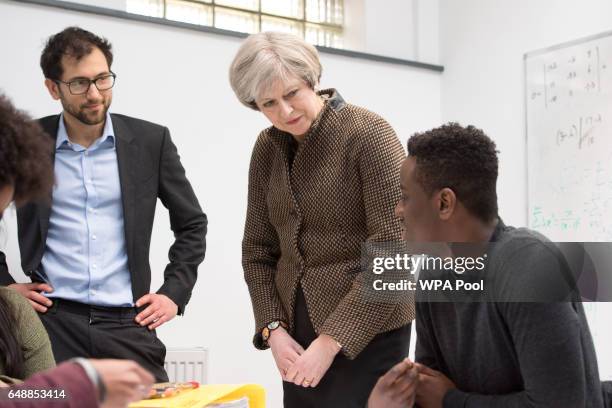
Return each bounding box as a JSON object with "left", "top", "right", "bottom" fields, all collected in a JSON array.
[
  {"left": 526, "top": 31, "right": 612, "bottom": 241},
  {"left": 525, "top": 31, "right": 612, "bottom": 380}
]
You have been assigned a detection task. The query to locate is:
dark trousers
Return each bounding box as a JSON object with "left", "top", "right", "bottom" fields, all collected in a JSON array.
[
  {"left": 603, "top": 381, "right": 612, "bottom": 408},
  {"left": 283, "top": 287, "right": 412, "bottom": 408},
  {"left": 39, "top": 298, "right": 168, "bottom": 382}
]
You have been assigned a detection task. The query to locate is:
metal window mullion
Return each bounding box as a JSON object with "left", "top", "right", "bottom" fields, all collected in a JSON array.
[
  {"left": 324, "top": 0, "right": 328, "bottom": 23},
  {"left": 258, "top": 0, "right": 261, "bottom": 32},
  {"left": 332, "top": 0, "right": 335, "bottom": 23},
  {"left": 302, "top": 0, "right": 306, "bottom": 37},
  {"left": 211, "top": 0, "right": 215, "bottom": 27}
]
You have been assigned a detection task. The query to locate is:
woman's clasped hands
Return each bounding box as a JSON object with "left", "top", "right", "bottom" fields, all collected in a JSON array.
[{"left": 268, "top": 327, "right": 341, "bottom": 388}]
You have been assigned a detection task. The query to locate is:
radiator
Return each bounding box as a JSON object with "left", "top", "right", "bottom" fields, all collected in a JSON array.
[{"left": 164, "top": 347, "right": 208, "bottom": 384}]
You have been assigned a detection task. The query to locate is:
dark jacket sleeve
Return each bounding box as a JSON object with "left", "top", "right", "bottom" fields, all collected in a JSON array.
[
  {"left": 0, "top": 251, "right": 17, "bottom": 286},
  {"left": 155, "top": 128, "right": 207, "bottom": 314},
  {"left": 0, "top": 362, "right": 98, "bottom": 408},
  {"left": 0, "top": 251, "right": 15, "bottom": 286},
  {"left": 242, "top": 133, "right": 288, "bottom": 349}
]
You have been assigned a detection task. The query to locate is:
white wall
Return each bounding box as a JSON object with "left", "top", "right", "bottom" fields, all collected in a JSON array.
[
  {"left": 363, "top": 0, "right": 417, "bottom": 60},
  {"left": 346, "top": 0, "right": 440, "bottom": 64},
  {"left": 440, "top": 0, "right": 612, "bottom": 380},
  {"left": 415, "top": 0, "right": 439, "bottom": 64},
  {"left": 0, "top": 1, "right": 441, "bottom": 406}
]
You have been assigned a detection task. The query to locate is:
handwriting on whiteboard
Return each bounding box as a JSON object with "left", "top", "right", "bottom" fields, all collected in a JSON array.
[
  {"left": 555, "top": 113, "right": 603, "bottom": 148},
  {"left": 531, "top": 46, "right": 607, "bottom": 108},
  {"left": 530, "top": 158, "right": 612, "bottom": 240}
]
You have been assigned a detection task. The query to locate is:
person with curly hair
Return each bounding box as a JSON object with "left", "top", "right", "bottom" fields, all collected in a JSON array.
[
  {"left": 0, "top": 93, "right": 155, "bottom": 407},
  {"left": 0, "top": 101, "right": 54, "bottom": 211},
  {"left": 0, "top": 26, "right": 207, "bottom": 383},
  {"left": 0, "top": 94, "right": 55, "bottom": 383},
  {"left": 368, "top": 123, "right": 604, "bottom": 408}
]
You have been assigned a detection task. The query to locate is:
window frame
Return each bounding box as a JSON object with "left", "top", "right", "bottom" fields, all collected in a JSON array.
[{"left": 154, "top": 0, "right": 343, "bottom": 44}]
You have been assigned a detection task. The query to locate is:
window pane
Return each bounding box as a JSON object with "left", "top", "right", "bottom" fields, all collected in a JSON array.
[
  {"left": 128, "top": 0, "right": 345, "bottom": 50},
  {"left": 126, "top": 0, "right": 164, "bottom": 17},
  {"left": 215, "top": 0, "right": 259, "bottom": 11},
  {"left": 166, "top": 0, "right": 213, "bottom": 25},
  {"left": 305, "top": 24, "right": 342, "bottom": 48},
  {"left": 261, "top": 16, "right": 303, "bottom": 36},
  {"left": 215, "top": 7, "right": 259, "bottom": 33},
  {"left": 261, "top": 0, "right": 304, "bottom": 19},
  {"left": 306, "top": 0, "right": 343, "bottom": 25}
]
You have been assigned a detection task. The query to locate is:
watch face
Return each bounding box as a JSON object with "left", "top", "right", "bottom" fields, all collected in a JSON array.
[
  {"left": 268, "top": 321, "right": 280, "bottom": 330},
  {"left": 262, "top": 327, "right": 270, "bottom": 340}
]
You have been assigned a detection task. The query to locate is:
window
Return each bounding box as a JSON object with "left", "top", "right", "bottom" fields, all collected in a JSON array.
[{"left": 126, "top": 0, "right": 344, "bottom": 48}]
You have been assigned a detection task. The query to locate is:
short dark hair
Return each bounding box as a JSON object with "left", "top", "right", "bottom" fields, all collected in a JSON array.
[
  {"left": 407, "top": 122, "right": 499, "bottom": 222},
  {"left": 0, "top": 94, "right": 54, "bottom": 204},
  {"left": 40, "top": 26, "right": 113, "bottom": 80}
]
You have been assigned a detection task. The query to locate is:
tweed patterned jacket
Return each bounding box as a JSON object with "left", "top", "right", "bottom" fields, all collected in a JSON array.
[{"left": 242, "top": 89, "right": 415, "bottom": 359}]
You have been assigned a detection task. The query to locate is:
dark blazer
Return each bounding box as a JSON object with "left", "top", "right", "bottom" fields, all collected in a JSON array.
[{"left": 0, "top": 114, "right": 207, "bottom": 313}]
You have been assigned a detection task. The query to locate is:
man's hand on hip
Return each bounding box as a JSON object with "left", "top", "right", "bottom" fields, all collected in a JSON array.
[
  {"left": 134, "top": 293, "right": 178, "bottom": 330},
  {"left": 8, "top": 282, "right": 54, "bottom": 312}
]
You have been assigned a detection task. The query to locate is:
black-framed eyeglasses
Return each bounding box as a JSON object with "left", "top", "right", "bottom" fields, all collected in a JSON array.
[{"left": 54, "top": 72, "right": 116, "bottom": 95}]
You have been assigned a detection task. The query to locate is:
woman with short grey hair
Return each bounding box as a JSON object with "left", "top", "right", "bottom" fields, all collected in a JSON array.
[
  {"left": 230, "top": 32, "right": 321, "bottom": 111},
  {"left": 230, "top": 31, "right": 414, "bottom": 407}
]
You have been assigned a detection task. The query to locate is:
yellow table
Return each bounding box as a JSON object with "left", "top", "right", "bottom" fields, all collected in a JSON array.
[{"left": 129, "top": 384, "right": 265, "bottom": 408}]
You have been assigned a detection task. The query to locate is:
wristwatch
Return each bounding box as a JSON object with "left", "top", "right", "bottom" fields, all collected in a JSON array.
[{"left": 261, "top": 320, "right": 288, "bottom": 345}]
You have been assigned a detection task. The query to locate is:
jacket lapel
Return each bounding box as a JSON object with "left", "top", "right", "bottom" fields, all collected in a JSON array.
[
  {"left": 112, "top": 114, "right": 137, "bottom": 261},
  {"left": 38, "top": 115, "right": 60, "bottom": 245}
]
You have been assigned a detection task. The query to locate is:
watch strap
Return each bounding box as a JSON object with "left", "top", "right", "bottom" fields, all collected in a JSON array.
[{"left": 262, "top": 320, "right": 288, "bottom": 344}]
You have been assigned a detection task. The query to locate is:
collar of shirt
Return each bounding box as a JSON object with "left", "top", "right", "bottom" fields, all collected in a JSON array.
[{"left": 56, "top": 112, "right": 115, "bottom": 152}]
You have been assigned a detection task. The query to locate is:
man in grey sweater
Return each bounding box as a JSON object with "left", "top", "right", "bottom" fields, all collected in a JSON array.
[{"left": 368, "top": 123, "right": 604, "bottom": 408}]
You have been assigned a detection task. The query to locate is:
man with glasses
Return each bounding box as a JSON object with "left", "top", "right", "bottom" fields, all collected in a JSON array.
[{"left": 0, "top": 27, "right": 207, "bottom": 382}]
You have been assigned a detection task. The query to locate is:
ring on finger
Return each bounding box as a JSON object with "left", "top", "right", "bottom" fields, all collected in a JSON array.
[
  {"left": 152, "top": 317, "right": 160, "bottom": 323},
  {"left": 303, "top": 379, "right": 312, "bottom": 386}
]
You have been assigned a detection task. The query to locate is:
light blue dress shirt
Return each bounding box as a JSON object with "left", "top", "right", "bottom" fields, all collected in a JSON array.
[{"left": 38, "top": 113, "right": 133, "bottom": 306}]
